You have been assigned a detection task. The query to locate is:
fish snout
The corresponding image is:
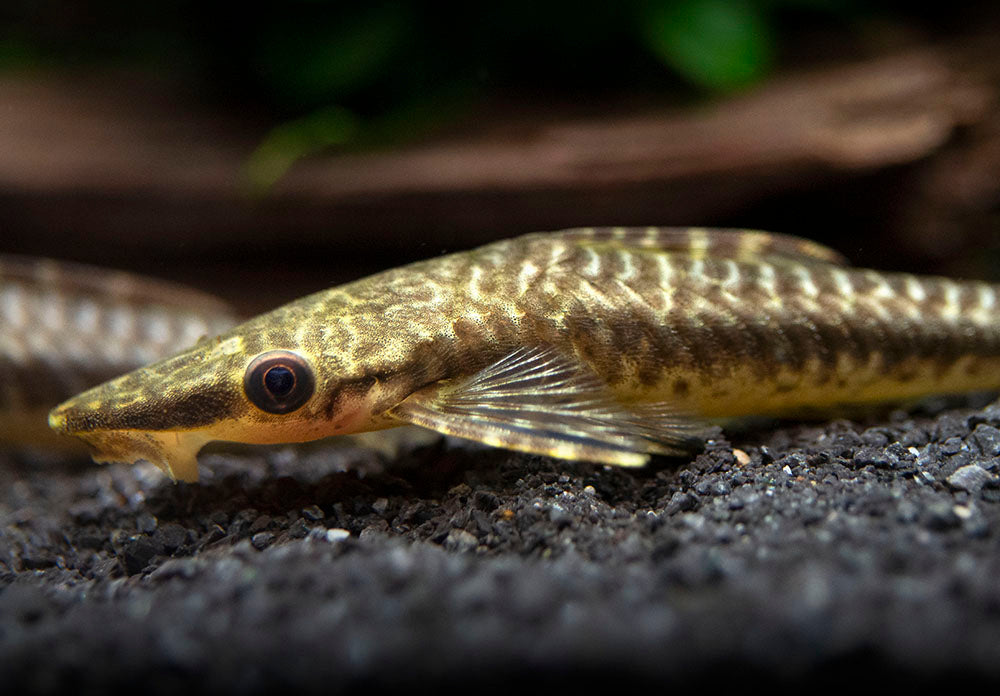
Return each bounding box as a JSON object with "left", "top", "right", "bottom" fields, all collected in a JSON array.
[
  {"left": 48, "top": 391, "right": 121, "bottom": 436},
  {"left": 48, "top": 397, "right": 93, "bottom": 435},
  {"left": 47, "top": 405, "right": 68, "bottom": 433}
]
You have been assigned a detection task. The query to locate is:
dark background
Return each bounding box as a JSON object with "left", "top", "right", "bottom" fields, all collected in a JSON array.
[
  {"left": 2, "top": 4, "right": 1000, "bottom": 694},
  {"left": 1, "top": 1, "right": 998, "bottom": 311}
]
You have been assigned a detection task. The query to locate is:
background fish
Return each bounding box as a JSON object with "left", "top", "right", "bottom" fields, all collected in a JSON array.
[
  {"left": 0, "top": 255, "right": 236, "bottom": 450},
  {"left": 48, "top": 228, "right": 1000, "bottom": 482}
]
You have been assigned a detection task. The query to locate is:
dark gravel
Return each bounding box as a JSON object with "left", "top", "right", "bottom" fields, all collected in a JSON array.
[{"left": 3, "top": 402, "right": 1000, "bottom": 694}]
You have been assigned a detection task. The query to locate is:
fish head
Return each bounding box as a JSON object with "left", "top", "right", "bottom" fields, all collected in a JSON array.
[{"left": 47, "top": 308, "right": 395, "bottom": 482}]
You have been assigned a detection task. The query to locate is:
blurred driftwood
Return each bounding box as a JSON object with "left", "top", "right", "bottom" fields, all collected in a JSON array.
[{"left": 0, "top": 33, "right": 997, "bottom": 308}]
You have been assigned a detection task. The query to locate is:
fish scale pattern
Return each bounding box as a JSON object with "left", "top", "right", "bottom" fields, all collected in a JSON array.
[{"left": 46, "top": 228, "right": 1000, "bottom": 480}]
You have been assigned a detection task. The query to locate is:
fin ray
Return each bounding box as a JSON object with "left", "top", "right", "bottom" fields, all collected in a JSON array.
[{"left": 389, "top": 346, "right": 705, "bottom": 466}]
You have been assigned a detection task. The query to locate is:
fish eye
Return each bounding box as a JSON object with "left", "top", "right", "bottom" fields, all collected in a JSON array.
[{"left": 244, "top": 350, "right": 315, "bottom": 414}]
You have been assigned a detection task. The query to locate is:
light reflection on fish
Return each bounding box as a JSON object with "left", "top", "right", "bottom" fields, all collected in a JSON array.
[{"left": 48, "top": 228, "right": 1000, "bottom": 482}]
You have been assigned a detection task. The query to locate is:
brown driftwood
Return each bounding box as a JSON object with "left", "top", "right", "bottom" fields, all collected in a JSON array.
[{"left": 0, "top": 33, "right": 997, "bottom": 309}]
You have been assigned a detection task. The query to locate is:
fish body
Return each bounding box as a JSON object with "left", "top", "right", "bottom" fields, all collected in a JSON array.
[
  {"left": 49, "top": 228, "right": 1000, "bottom": 481},
  {"left": 1, "top": 255, "right": 236, "bottom": 448}
]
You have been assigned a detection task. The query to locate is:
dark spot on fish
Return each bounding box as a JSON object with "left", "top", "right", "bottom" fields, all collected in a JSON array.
[
  {"left": 634, "top": 351, "right": 664, "bottom": 387},
  {"left": 958, "top": 283, "right": 980, "bottom": 313},
  {"left": 451, "top": 317, "right": 482, "bottom": 349},
  {"left": 563, "top": 306, "right": 624, "bottom": 385},
  {"left": 673, "top": 379, "right": 689, "bottom": 396},
  {"left": 603, "top": 313, "right": 666, "bottom": 387},
  {"left": 700, "top": 315, "right": 749, "bottom": 376},
  {"left": 930, "top": 322, "right": 966, "bottom": 378},
  {"left": 663, "top": 306, "right": 716, "bottom": 376},
  {"left": 849, "top": 272, "right": 878, "bottom": 298},
  {"left": 735, "top": 318, "right": 779, "bottom": 380},
  {"left": 778, "top": 320, "right": 816, "bottom": 373},
  {"left": 812, "top": 267, "right": 841, "bottom": 298},
  {"left": 774, "top": 266, "right": 804, "bottom": 298},
  {"left": 886, "top": 274, "right": 911, "bottom": 300},
  {"left": 64, "top": 381, "right": 242, "bottom": 433},
  {"left": 320, "top": 376, "right": 377, "bottom": 421},
  {"left": 819, "top": 298, "right": 873, "bottom": 366},
  {"left": 160, "top": 384, "right": 241, "bottom": 429}
]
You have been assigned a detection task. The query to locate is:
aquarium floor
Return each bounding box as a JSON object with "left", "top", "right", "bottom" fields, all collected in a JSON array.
[{"left": 2, "top": 403, "right": 1000, "bottom": 695}]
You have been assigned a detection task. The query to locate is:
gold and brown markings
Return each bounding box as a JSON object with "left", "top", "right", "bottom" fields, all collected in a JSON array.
[
  {"left": 509, "top": 232, "right": 1000, "bottom": 418},
  {"left": 552, "top": 227, "right": 850, "bottom": 265},
  {"left": 690, "top": 262, "right": 1000, "bottom": 414},
  {"left": 1, "top": 255, "right": 236, "bottom": 446},
  {"left": 47, "top": 227, "right": 1000, "bottom": 480}
]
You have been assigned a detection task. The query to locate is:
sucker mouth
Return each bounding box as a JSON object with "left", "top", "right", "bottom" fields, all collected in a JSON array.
[{"left": 65, "top": 426, "right": 210, "bottom": 483}]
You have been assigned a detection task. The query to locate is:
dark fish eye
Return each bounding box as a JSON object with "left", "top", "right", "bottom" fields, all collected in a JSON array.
[
  {"left": 244, "top": 350, "right": 315, "bottom": 414},
  {"left": 264, "top": 366, "right": 295, "bottom": 396}
]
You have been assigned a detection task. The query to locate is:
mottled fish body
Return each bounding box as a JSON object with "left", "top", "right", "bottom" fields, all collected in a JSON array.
[
  {"left": 1, "top": 255, "right": 236, "bottom": 447},
  {"left": 49, "top": 229, "right": 1000, "bottom": 481}
]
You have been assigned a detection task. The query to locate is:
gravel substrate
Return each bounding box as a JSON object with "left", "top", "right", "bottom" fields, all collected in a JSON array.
[{"left": 2, "top": 402, "right": 1000, "bottom": 694}]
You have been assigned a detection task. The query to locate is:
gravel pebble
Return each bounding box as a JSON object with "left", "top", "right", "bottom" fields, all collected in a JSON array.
[
  {"left": 947, "top": 465, "right": 995, "bottom": 493},
  {"left": 250, "top": 532, "right": 275, "bottom": 550},
  {"left": 121, "top": 535, "right": 159, "bottom": 574},
  {"left": 135, "top": 512, "right": 158, "bottom": 534},
  {"left": 972, "top": 424, "right": 1000, "bottom": 456},
  {"left": 3, "top": 399, "right": 1000, "bottom": 692},
  {"left": 154, "top": 522, "right": 188, "bottom": 552}
]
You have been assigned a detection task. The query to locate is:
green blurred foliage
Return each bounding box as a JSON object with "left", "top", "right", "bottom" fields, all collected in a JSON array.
[
  {"left": 255, "top": 4, "right": 411, "bottom": 107},
  {"left": 244, "top": 106, "right": 360, "bottom": 193},
  {"left": 641, "top": 0, "right": 774, "bottom": 90},
  {"left": 0, "top": 1, "right": 969, "bottom": 188}
]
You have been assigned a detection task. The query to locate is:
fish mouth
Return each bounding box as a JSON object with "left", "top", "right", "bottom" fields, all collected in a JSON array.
[{"left": 49, "top": 406, "right": 208, "bottom": 482}]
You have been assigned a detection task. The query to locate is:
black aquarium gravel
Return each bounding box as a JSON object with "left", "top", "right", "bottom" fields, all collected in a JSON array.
[{"left": 2, "top": 402, "right": 1000, "bottom": 695}]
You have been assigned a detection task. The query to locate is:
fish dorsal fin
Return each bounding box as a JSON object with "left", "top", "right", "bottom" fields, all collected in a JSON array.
[
  {"left": 388, "top": 346, "right": 705, "bottom": 466},
  {"left": 552, "top": 227, "right": 849, "bottom": 266}
]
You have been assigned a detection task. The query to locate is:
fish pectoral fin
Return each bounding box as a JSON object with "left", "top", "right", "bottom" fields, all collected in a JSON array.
[{"left": 388, "top": 346, "right": 706, "bottom": 466}]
